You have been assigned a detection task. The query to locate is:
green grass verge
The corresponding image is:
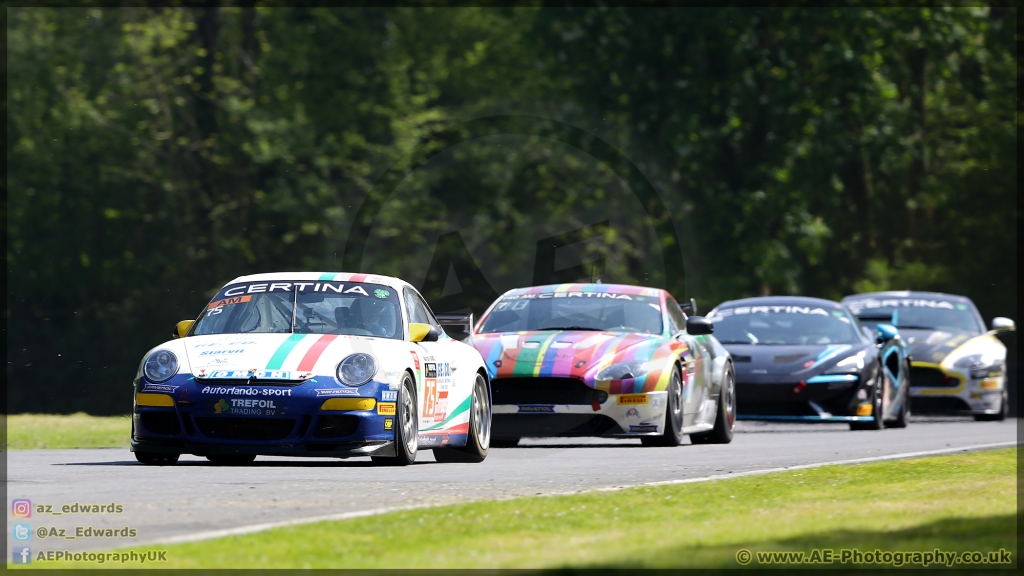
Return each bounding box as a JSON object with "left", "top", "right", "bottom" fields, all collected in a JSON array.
[
  {"left": 4, "top": 413, "right": 130, "bottom": 449},
  {"left": 26, "top": 447, "right": 1016, "bottom": 570}
]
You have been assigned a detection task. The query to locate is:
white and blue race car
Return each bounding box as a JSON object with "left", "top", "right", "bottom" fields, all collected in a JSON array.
[
  {"left": 131, "top": 272, "right": 491, "bottom": 465},
  {"left": 842, "top": 291, "right": 1015, "bottom": 420}
]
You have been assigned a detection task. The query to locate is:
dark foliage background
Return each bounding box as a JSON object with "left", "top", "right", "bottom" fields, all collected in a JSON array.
[{"left": 6, "top": 6, "right": 1016, "bottom": 414}]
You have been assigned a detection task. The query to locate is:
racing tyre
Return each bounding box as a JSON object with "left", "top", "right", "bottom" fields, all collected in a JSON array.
[
  {"left": 372, "top": 374, "right": 418, "bottom": 466},
  {"left": 886, "top": 385, "right": 910, "bottom": 428},
  {"left": 690, "top": 364, "right": 736, "bottom": 444},
  {"left": 434, "top": 373, "right": 491, "bottom": 463},
  {"left": 491, "top": 438, "right": 521, "bottom": 448},
  {"left": 641, "top": 365, "right": 685, "bottom": 447},
  {"left": 134, "top": 452, "right": 179, "bottom": 465},
  {"left": 850, "top": 376, "right": 884, "bottom": 431},
  {"left": 206, "top": 454, "right": 257, "bottom": 465},
  {"left": 974, "top": 388, "right": 1008, "bottom": 422}
]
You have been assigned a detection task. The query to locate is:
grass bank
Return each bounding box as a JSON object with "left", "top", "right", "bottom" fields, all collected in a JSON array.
[
  {"left": 4, "top": 413, "right": 130, "bottom": 449},
  {"left": 24, "top": 447, "right": 1016, "bottom": 569}
]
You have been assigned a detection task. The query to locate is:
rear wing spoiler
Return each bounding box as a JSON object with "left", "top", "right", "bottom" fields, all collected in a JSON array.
[{"left": 435, "top": 313, "right": 474, "bottom": 333}]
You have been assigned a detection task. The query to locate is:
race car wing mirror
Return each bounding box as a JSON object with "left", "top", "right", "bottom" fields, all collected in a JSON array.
[
  {"left": 991, "top": 317, "right": 1016, "bottom": 332},
  {"left": 680, "top": 297, "right": 698, "bottom": 316},
  {"left": 435, "top": 313, "right": 474, "bottom": 333},
  {"left": 173, "top": 320, "right": 194, "bottom": 339},
  {"left": 685, "top": 316, "right": 714, "bottom": 335},
  {"left": 409, "top": 323, "right": 440, "bottom": 343},
  {"left": 875, "top": 323, "right": 899, "bottom": 343}
]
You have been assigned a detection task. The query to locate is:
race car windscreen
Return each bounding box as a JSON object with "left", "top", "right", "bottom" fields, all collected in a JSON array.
[
  {"left": 191, "top": 281, "right": 402, "bottom": 339},
  {"left": 846, "top": 299, "right": 983, "bottom": 334},
  {"left": 708, "top": 305, "right": 861, "bottom": 345},
  {"left": 479, "top": 292, "right": 663, "bottom": 334}
]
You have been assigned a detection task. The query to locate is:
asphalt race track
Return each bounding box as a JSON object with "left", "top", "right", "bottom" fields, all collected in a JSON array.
[{"left": 6, "top": 417, "right": 1016, "bottom": 552}]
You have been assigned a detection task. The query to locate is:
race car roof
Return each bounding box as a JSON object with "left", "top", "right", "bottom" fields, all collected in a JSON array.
[
  {"left": 226, "top": 272, "right": 412, "bottom": 291},
  {"left": 500, "top": 283, "right": 665, "bottom": 298},
  {"left": 710, "top": 295, "right": 843, "bottom": 310}
]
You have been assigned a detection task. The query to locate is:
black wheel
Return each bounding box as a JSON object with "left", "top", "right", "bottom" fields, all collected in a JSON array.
[
  {"left": 974, "top": 388, "right": 1008, "bottom": 422},
  {"left": 434, "top": 373, "right": 491, "bottom": 463},
  {"left": 850, "top": 376, "right": 884, "bottom": 431},
  {"left": 206, "top": 454, "right": 257, "bottom": 465},
  {"left": 372, "top": 374, "right": 418, "bottom": 466},
  {"left": 491, "top": 437, "right": 521, "bottom": 448},
  {"left": 641, "top": 365, "right": 685, "bottom": 447},
  {"left": 134, "top": 452, "right": 179, "bottom": 465},
  {"left": 690, "top": 364, "right": 736, "bottom": 444}
]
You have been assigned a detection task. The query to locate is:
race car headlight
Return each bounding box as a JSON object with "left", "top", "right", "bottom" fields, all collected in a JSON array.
[
  {"left": 597, "top": 361, "right": 648, "bottom": 381},
  {"left": 825, "top": 352, "right": 865, "bottom": 374},
  {"left": 143, "top": 350, "right": 179, "bottom": 383},
  {"left": 337, "top": 353, "right": 377, "bottom": 387},
  {"left": 953, "top": 354, "right": 1004, "bottom": 379}
]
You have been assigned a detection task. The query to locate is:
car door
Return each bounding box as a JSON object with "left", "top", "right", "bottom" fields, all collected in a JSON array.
[
  {"left": 667, "top": 297, "right": 710, "bottom": 421},
  {"left": 404, "top": 287, "right": 461, "bottom": 432}
]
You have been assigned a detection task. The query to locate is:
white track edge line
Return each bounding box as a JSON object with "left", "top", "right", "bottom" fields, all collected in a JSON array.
[{"left": 139, "top": 440, "right": 1018, "bottom": 548}]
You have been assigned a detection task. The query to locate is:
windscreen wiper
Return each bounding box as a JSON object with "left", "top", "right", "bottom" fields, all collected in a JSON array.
[{"left": 537, "top": 326, "right": 603, "bottom": 331}]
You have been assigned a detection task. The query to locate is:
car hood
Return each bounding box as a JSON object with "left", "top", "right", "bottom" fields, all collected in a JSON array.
[
  {"left": 723, "top": 343, "right": 871, "bottom": 381},
  {"left": 897, "top": 328, "right": 978, "bottom": 365},
  {"left": 182, "top": 332, "right": 394, "bottom": 380},
  {"left": 468, "top": 330, "right": 676, "bottom": 391}
]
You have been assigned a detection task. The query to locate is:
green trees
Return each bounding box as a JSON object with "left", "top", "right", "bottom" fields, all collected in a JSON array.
[{"left": 6, "top": 7, "right": 1015, "bottom": 414}]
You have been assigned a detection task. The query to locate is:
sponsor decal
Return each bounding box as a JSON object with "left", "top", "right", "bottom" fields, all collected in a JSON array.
[
  {"left": 418, "top": 435, "right": 449, "bottom": 447},
  {"left": 709, "top": 306, "right": 830, "bottom": 319},
  {"left": 410, "top": 351, "right": 421, "bottom": 371},
  {"left": 650, "top": 396, "right": 663, "bottom": 408},
  {"left": 315, "top": 388, "right": 359, "bottom": 396},
  {"left": 377, "top": 402, "right": 397, "bottom": 415},
  {"left": 141, "top": 384, "right": 178, "bottom": 394},
  {"left": 214, "top": 398, "right": 280, "bottom": 416},
  {"left": 629, "top": 424, "right": 659, "bottom": 433},
  {"left": 518, "top": 405, "right": 556, "bottom": 413},
  {"left": 969, "top": 391, "right": 983, "bottom": 399},
  {"left": 198, "top": 349, "right": 245, "bottom": 357},
  {"left": 845, "top": 298, "right": 957, "bottom": 314},
  {"left": 207, "top": 295, "right": 252, "bottom": 309},
  {"left": 374, "top": 289, "right": 390, "bottom": 299},
  {"left": 222, "top": 282, "right": 376, "bottom": 297},
  {"left": 499, "top": 292, "right": 633, "bottom": 301},
  {"left": 381, "top": 390, "right": 398, "bottom": 401},
  {"left": 384, "top": 418, "right": 394, "bottom": 430},
  {"left": 980, "top": 378, "right": 1000, "bottom": 390},
  {"left": 625, "top": 407, "right": 640, "bottom": 418},
  {"left": 617, "top": 394, "right": 649, "bottom": 405},
  {"left": 201, "top": 386, "right": 293, "bottom": 397},
  {"left": 201, "top": 370, "right": 295, "bottom": 380}
]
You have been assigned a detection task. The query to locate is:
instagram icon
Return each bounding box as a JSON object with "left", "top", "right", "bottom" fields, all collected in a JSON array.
[{"left": 11, "top": 499, "right": 31, "bottom": 518}]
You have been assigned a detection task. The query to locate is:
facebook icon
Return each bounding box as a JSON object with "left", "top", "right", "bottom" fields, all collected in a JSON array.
[{"left": 13, "top": 546, "right": 32, "bottom": 565}]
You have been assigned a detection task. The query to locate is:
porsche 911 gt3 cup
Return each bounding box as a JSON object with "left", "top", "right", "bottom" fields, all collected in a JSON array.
[
  {"left": 842, "top": 291, "right": 1015, "bottom": 420},
  {"left": 708, "top": 296, "right": 911, "bottom": 430},
  {"left": 467, "top": 283, "right": 736, "bottom": 446},
  {"left": 131, "top": 272, "right": 491, "bottom": 465}
]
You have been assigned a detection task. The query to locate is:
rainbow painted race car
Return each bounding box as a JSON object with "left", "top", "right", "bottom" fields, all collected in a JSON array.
[
  {"left": 131, "top": 272, "right": 491, "bottom": 466},
  {"left": 842, "top": 291, "right": 1016, "bottom": 420},
  {"left": 466, "top": 283, "right": 736, "bottom": 446}
]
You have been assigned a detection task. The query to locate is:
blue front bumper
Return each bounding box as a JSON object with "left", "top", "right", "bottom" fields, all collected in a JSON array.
[{"left": 131, "top": 373, "right": 398, "bottom": 457}]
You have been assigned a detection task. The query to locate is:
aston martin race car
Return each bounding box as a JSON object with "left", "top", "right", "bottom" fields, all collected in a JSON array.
[
  {"left": 466, "top": 283, "right": 736, "bottom": 446},
  {"left": 131, "top": 272, "right": 491, "bottom": 466},
  {"left": 841, "top": 291, "right": 1015, "bottom": 420},
  {"left": 707, "top": 296, "right": 910, "bottom": 430}
]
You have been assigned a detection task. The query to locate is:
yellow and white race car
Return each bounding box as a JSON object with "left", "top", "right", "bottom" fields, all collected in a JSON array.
[{"left": 842, "top": 291, "right": 1015, "bottom": 420}]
